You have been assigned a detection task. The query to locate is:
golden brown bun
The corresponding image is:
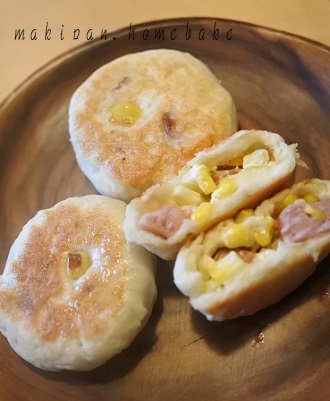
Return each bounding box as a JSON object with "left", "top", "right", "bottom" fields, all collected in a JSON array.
[
  {"left": 69, "top": 49, "right": 237, "bottom": 201},
  {"left": 0, "top": 196, "right": 157, "bottom": 371}
]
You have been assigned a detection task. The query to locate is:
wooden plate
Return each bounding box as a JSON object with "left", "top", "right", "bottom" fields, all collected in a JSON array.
[{"left": 0, "top": 18, "right": 329, "bottom": 401}]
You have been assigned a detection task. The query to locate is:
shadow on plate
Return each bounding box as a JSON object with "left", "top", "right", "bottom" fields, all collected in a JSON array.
[{"left": 189, "top": 255, "right": 330, "bottom": 355}]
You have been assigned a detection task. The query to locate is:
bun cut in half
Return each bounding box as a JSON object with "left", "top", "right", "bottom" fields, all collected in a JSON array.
[
  {"left": 0, "top": 196, "right": 156, "bottom": 371},
  {"left": 174, "top": 179, "right": 330, "bottom": 321},
  {"left": 124, "top": 130, "right": 301, "bottom": 260}
]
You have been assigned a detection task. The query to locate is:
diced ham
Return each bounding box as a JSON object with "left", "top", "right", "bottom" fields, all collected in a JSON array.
[
  {"left": 211, "top": 166, "right": 241, "bottom": 184},
  {"left": 213, "top": 248, "right": 255, "bottom": 263},
  {"left": 163, "top": 112, "right": 176, "bottom": 136},
  {"left": 237, "top": 249, "right": 255, "bottom": 263},
  {"left": 278, "top": 200, "right": 330, "bottom": 243},
  {"left": 138, "top": 204, "right": 192, "bottom": 239},
  {"left": 213, "top": 248, "right": 231, "bottom": 261}
]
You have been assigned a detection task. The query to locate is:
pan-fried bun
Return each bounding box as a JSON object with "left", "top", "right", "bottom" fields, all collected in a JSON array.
[
  {"left": 174, "top": 179, "right": 330, "bottom": 321},
  {"left": 69, "top": 49, "right": 237, "bottom": 201},
  {"left": 124, "top": 130, "right": 300, "bottom": 260},
  {"left": 0, "top": 196, "right": 157, "bottom": 371}
]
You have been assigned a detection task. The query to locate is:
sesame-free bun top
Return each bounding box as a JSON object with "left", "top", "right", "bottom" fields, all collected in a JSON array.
[
  {"left": 0, "top": 196, "right": 156, "bottom": 371},
  {"left": 68, "top": 49, "right": 237, "bottom": 201}
]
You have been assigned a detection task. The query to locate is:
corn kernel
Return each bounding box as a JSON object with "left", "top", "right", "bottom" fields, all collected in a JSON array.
[
  {"left": 275, "top": 193, "right": 299, "bottom": 213},
  {"left": 302, "top": 193, "right": 319, "bottom": 203},
  {"left": 235, "top": 209, "right": 254, "bottom": 223},
  {"left": 110, "top": 100, "right": 141, "bottom": 125},
  {"left": 170, "top": 185, "right": 203, "bottom": 206},
  {"left": 191, "top": 202, "right": 213, "bottom": 225},
  {"left": 223, "top": 223, "right": 253, "bottom": 248},
  {"left": 195, "top": 165, "right": 217, "bottom": 195},
  {"left": 254, "top": 216, "right": 275, "bottom": 247},
  {"left": 180, "top": 166, "right": 202, "bottom": 193},
  {"left": 199, "top": 255, "right": 217, "bottom": 276},
  {"left": 63, "top": 250, "right": 91, "bottom": 279},
  {"left": 208, "top": 252, "right": 244, "bottom": 282},
  {"left": 242, "top": 149, "right": 269, "bottom": 169},
  {"left": 303, "top": 204, "right": 325, "bottom": 219},
  {"left": 212, "top": 177, "right": 238, "bottom": 200}
]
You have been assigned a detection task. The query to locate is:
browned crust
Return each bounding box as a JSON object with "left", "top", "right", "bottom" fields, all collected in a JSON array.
[
  {"left": 70, "top": 51, "right": 236, "bottom": 193},
  {"left": 74, "top": 112, "right": 220, "bottom": 192},
  {"left": 0, "top": 203, "right": 126, "bottom": 343}
]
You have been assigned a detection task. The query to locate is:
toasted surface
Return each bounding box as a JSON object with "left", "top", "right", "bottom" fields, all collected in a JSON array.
[
  {"left": 173, "top": 179, "right": 330, "bottom": 321},
  {"left": 69, "top": 49, "right": 237, "bottom": 201},
  {"left": 124, "top": 130, "right": 300, "bottom": 260},
  {"left": 0, "top": 196, "right": 156, "bottom": 371}
]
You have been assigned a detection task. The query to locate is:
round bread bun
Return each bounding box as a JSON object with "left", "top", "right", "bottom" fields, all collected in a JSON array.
[
  {"left": 68, "top": 49, "right": 237, "bottom": 201},
  {"left": 0, "top": 195, "right": 157, "bottom": 371},
  {"left": 174, "top": 179, "right": 330, "bottom": 321}
]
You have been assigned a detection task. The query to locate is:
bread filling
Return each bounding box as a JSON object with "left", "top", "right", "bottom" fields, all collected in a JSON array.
[
  {"left": 139, "top": 147, "right": 273, "bottom": 238},
  {"left": 173, "top": 147, "right": 272, "bottom": 210},
  {"left": 197, "top": 191, "right": 330, "bottom": 289},
  {"left": 198, "top": 213, "right": 276, "bottom": 287}
]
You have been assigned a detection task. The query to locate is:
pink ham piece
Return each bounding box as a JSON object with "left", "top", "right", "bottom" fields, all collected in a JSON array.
[
  {"left": 278, "top": 200, "right": 330, "bottom": 242},
  {"left": 138, "top": 205, "right": 192, "bottom": 239},
  {"left": 211, "top": 166, "right": 241, "bottom": 184},
  {"left": 213, "top": 248, "right": 255, "bottom": 263}
]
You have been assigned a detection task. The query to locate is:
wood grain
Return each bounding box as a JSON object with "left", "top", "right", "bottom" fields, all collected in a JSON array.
[{"left": 0, "top": 18, "right": 329, "bottom": 401}]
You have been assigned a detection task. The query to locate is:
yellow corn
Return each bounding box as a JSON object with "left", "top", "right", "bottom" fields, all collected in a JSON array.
[
  {"left": 223, "top": 223, "right": 253, "bottom": 248},
  {"left": 195, "top": 165, "right": 217, "bottom": 195},
  {"left": 199, "top": 255, "right": 217, "bottom": 277},
  {"left": 180, "top": 166, "right": 202, "bottom": 193},
  {"left": 63, "top": 250, "right": 91, "bottom": 279},
  {"left": 302, "top": 193, "right": 319, "bottom": 203},
  {"left": 242, "top": 149, "right": 269, "bottom": 169},
  {"left": 170, "top": 185, "right": 203, "bottom": 206},
  {"left": 303, "top": 204, "right": 325, "bottom": 219},
  {"left": 110, "top": 100, "right": 141, "bottom": 125},
  {"left": 212, "top": 177, "right": 238, "bottom": 200},
  {"left": 275, "top": 193, "right": 299, "bottom": 213},
  {"left": 191, "top": 202, "right": 213, "bottom": 225},
  {"left": 254, "top": 216, "right": 275, "bottom": 247},
  {"left": 235, "top": 209, "right": 254, "bottom": 223},
  {"left": 208, "top": 252, "right": 244, "bottom": 282}
]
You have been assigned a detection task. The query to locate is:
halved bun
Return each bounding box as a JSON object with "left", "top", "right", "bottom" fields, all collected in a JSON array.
[
  {"left": 174, "top": 179, "right": 330, "bottom": 320},
  {"left": 125, "top": 130, "right": 300, "bottom": 260}
]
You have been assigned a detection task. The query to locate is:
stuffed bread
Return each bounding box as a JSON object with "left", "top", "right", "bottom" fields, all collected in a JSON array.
[
  {"left": 173, "top": 179, "right": 330, "bottom": 321},
  {"left": 68, "top": 49, "right": 237, "bottom": 202},
  {"left": 0, "top": 196, "right": 157, "bottom": 371},
  {"left": 124, "top": 130, "right": 301, "bottom": 260}
]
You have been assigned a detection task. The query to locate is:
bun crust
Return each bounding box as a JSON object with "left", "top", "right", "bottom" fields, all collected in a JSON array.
[
  {"left": 69, "top": 49, "right": 237, "bottom": 201},
  {"left": 0, "top": 195, "right": 157, "bottom": 371}
]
